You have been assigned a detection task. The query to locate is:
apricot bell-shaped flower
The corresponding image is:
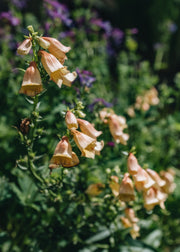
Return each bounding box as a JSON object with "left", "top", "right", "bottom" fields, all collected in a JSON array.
[
  {"left": 38, "top": 50, "right": 77, "bottom": 88},
  {"left": 71, "top": 129, "right": 96, "bottom": 159},
  {"left": 119, "top": 173, "right": 135, "bottom": 202},
  {"left": 49, "top": 136, "right": 79, "bottom": 169},
  {"left": 77, "top": 118, "right": 102, "bottom": 139},
  {"left": 17, "top": 38, "right": 32, "bottom": 55},
  {"left": 38, "top": 37, "right": 71, "bottom": 64},
  {"left": 19, "top": 62, "right": 43, "bottom": 97},
  {"left": 127, "top": 153, "right": 140, "bottom": 175}
]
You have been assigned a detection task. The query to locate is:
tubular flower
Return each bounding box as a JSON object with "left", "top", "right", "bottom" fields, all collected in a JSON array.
[
  {"left": 71, "top": 129, "right": 96, "bottom": 159},
  {"left": 125, "top": 208, "right": 139, "bottom": 223},
  {"left": 85, "top": 183, "right": 105, "bottom": 197},
  {"left": 130, "top": 223, "right": 140, "bottom": 239},
  {"left": 77, "top": 118, "right": 102, "bottom": 139},
  {"left": 119, "top": 173, "right": 135, "bottom": 202},
  {"left": 108, "top": 114, "right": 129, "bottom": 145},
  {"left": 146, "top": 168, "right": 166, "bottom": 188},
  {"left": 160, "top": 169, "right": 176, "bottom": 194},
  {"left": 143, "top": 187, "right": 159, "bottom": 211},
  {"left": 133, "top": 166, "right": 155, "bottom": 192},
  {"left": 109, "top": 176, "right": 120, "bottom": 197},
  {"left": 38, "top": 36, "right": 71, "bottom": 64},
  {"left": 19, "top": 61, "right": 43, "bottom": 97},
  {"left": 127, "top": 153, "right": 140, "bottom": 175},
  {"left": 65, "top": 111, "right": 78, "bottom": 130},
  {"left": 49, "top": 136, "right": 79, "bottom": 169},
  {"left": 17, "top": 38, "right": 32, "bottom": 55},
  {"left": 39, "top": 50, "right": 77, "bottom": 88}
]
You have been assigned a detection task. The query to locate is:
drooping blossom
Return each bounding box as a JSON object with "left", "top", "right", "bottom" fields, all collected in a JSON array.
[
  {"left": 133, "top": 166, "right": 155, "bottom": 192},
  {"left": 49, "top": 136, "right": 79, "bottom": 169},
  {"left": 109, "top": 176, "right": 120, "bottom": 197},
  {"left": 17, "top": 38, "right": 32, "bottom": 55},
  {"left": 38, "top": 36, "right": 71, "bottom": 64},
  {"left": 119, "top": 173, "right": 135, "bottom": 202},
  {"left": 77, "top": 118, "right": 102, "bottom": 139},
  {"left": 71, "top": 129, "right": 97, "bottom": 159},
  {"left": 85, "top": 183, "right": 105, "bottom": 197},
  {"left": 19, "top": 62, "right": 43, "bottom": 97},
  {"left": 39, "top": 50, "right": 77, "bottom": 88}
]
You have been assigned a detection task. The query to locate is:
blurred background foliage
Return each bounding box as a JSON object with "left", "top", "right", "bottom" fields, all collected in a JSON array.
[{"left": 0, "top": 0, "right": 180, "bottom": 251}]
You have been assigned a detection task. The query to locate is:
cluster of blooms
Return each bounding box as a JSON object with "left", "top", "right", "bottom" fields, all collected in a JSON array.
[
  {"left": 85, "top": 153, "right": 175, "bottom": 238},
  {"left": 17, "top": 30, "right": 77, "bottom": 96},
  {"left": 127, "top": 87, "right": 159, "bottom": 117},
  {"left": 49, "top": 111, "right": 104, "bottom": 169},
  {"left": 99, "top": 108, "right": 129, "bottom": 145},
  {"left": 120, "top": 153, "right": 176, "bottom": 210}
]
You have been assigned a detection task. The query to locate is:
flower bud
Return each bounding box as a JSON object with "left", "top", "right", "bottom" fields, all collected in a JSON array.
[
  {"left": 127, "top": 153, "right": 139, "bottom": 175},
  {"left": 65, "top": 111, "right": 78, "bottom": 130}
]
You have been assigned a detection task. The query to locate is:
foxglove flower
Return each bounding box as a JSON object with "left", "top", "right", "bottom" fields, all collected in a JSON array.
[
  {"left": 85, "top": 183, "right": 105, "bottom": 197},
  {"left": 133, "top": 166, "right": 155, "bottom": 192},
  {"left": 71, "top": 129, "right": 96, "bottom": 159},
  {"left": 146, "top": 169, "right": 166, "bottom": 188},
  {"left": 127, "top": 153, "right": 140, "bottom": 175},
  {"left": 160, "top": 169, "right": 176, "bottom": 194},
  {"left": 109, "top": 114, "right": 129, "bottom": 144},
  {"left": 119, "top": 173, "right": 135, "bottom": 202},
  {"left": 109, "top": 176, "right": 120, "bottom": 197},
  {"left": 143, "top": 187, "right": 159, "bottom": 211},
  {"left": 77, "top": 118, "right": 102, "bottom": 139},
  {"left": 17, "top": 38, "right": 32, "bottom": 55},
  {"left": 125, "top": 208, "right": 139, "bottom": 223},
  {"left": 38, "top": 37, "right": 71, "bottom": 64},
  {"left": 39, "top": 50, "right": 77, "bottom": 88},
  {"left": 49, "top": 136, "right": 79, "bottom": 169},
  {"left": 19, "top": 62, "right": 43, "bottom": 97}
]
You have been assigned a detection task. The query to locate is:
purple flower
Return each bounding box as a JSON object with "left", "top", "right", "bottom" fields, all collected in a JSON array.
[
  {"left": 129, "top": 28, "right": 138, "bottom": 34},
  {"left": 44, "top": 0, "right": 73, "bottom": 27},
  {"left": 91, "top": 18, "right": 112, "bottom": 34},
  {"left": 107, "top": 142, "right": 115, "bottom": 147},
  {"left": 88, "top": 98, "right": 113, "bottom": 112},
  {"left": 0, "top": 11, "right": 20, "bottom": 26},
  {"left": 76, "top": 68, "right": 96, "bottom": 88},
  {"left": 168, "top": 22, "right": 178, "bottom": 33},
  {"left": 59, "top": 30, "right": 75, "bottom": 39},
  {"left": 10, "top": 0, "right": 29, "bottom": 9}
]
